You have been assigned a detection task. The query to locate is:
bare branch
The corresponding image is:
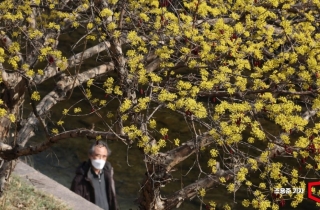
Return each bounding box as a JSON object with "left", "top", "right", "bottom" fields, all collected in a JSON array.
[
  {"left": 33, "top": 41, "right": 111, "bottom": 84},
  {"left": 0, "top": 129, "right": 126, "bottom": 161},
  {"left": 17, "top": 63, "right": 114, "bottom": 147}
]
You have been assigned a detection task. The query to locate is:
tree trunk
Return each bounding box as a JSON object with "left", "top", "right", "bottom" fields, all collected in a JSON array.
[
  {"left": 138, "top": 162, "right": 170, "bottom": 210},
  {"left": 138, "top": 175, "right": 158, "bottom": 210},
  {"left": 0, "top": 73, "right": 26, "bottom": 195}
]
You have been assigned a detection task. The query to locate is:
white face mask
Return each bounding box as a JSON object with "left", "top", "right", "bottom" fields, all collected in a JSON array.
[{"left": 91, "top": 159, "right": 106, "bottom": 170}]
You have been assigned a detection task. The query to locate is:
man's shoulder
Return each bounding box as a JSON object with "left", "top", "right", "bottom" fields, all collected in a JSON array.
[
  {"left": 103, "top": 161, "right": 113, "bottom": 172},
  {"left": 75, "top": 160, "right": 91, "bottom": 175}
]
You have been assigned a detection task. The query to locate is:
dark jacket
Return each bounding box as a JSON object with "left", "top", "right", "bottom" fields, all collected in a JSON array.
[{"left": 70, "top": 160, "right": 118, "bottom": 210}]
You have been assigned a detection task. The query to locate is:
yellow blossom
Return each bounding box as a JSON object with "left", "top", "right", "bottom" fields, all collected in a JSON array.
[
  {"left": 242, "top": 199, "right": 250, "bottom": 207},
  {"left": 51, "top": 128, "right": 59, "bottom": 134},
  {"left": 210, "top": 149, "right": 219, "bottom": 157},
  {"left": 74, "top": 107, "right": 82, "bottom": 113},
  {"left": 174, "top": 138, "right": 180, "bottom": 146},
  {"left": 219, "top": 177, "right": 226, "bottom": 183},
  {"left": 8, "top": 114, "right": 15, "bottom": 122},
  {"left": 0, "top": 108, "right": 7, "bottom": 117},
  {"left": 199, "top": 188, "right": 206, "bottom": 197},
  {"left": 62, "top": 109, "right": 69, "bottom": 115},
  {"left": 227, "top": 183, "right": 235, "bottom": 193},
  {"left": 57, "top": 120, "right": 64, "bottom": 126},
  {"left": 159, "top": 128, "right": 168, "bottom": 136},
  {"left": 31, "top": 91, "right": 41, "bottom": 101},
  {"left": 107, "top": 112, "right": 114, "bottom": 118}
]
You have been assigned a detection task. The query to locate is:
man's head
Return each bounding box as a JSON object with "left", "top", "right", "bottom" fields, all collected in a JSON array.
[{"left": 88, "top": 141, "right": 111, "bottom": 170}]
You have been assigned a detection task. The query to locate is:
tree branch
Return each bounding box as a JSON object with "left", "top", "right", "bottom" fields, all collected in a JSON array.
[
  {"left": 17, "top": 63, "right": 114, "bottom": 147},
  {"left": 0, "top": 129, "right": 126, "bottom": 160},
  {"left": 33, "top": 41, "right": 111, "bottom": 84}
]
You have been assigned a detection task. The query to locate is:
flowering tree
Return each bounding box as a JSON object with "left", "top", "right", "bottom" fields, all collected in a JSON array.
[{"left": 0, "top": 0, "right": 320, "bottom": 209}]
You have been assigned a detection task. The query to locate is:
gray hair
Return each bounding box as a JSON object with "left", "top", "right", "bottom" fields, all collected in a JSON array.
[{"left": 88, "top": 141, "right": 112, "bottom": 157}]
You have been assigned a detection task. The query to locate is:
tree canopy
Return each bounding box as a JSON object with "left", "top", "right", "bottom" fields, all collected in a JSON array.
[{"left": 1, "top": 0, "right": 320, "bottom": 209}]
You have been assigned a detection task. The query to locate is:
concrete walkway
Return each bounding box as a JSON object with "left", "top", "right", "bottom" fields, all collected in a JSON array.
[{"left": 13, "top": 160, "right": 102, "bottom": 210}]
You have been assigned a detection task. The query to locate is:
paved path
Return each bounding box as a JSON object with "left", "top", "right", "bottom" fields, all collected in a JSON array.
[{"left": 13, "top": 160, "right": 102, "bottom": 210}]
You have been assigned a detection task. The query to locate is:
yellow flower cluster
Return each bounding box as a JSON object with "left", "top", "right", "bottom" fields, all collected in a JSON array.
[
  {"left": 175, "top": 98, "right": 207, "bottom": 118},
  {"left": 0, "top": 108, "right": 7, "bottom": 117},
  {"left": 100, "top": 8, "right": 113, "bottom": 17},
  {"left": 8, "top": 55, "right": 19, "bottom": 69},
  {"left": 251, "top": 122, "right": 266, "bottom": 140},
  {"left": 113, "top": 86, "right": 123, "bottom": 95},
  {"left": 107, "top": 22, "right": 117, "bottom": 31},
  {"left": 26, "top": 70, "right": 35, "bottom": 77},
  {"left": 106, "top": 112, "right": 114, "bottom": 118},
  {"left": 158, "top": 89, "right": 177, "bottom": 102},
  {"left": 247, "top": 158, "right": 258, "bottom": 170},
  {"left": 87, "top": 79, "right": 94, "bottom": 87},
  {"left": 123, "top": 125, "right": 142, "bottom": 140},
  {"left": 127, "top": 31, "right": 143, "bottom": 46},
  {"left": 98, "top": 100, "right": 106, "bottom": 106},
  {"left": 174, "top": 138, "right": 180, "bottom": 146},
  {"left": 155, "top": 46, "right": 174, "bottom": 60},
  {"left": 137, "top": 135, "right": 149, "bottom": 148},
  {"left": 199, "top": 188, "right": 206, "bottom": 197},
  {"left": 207, "top": 158, "right": 216, "bottom": 168},
  {"left": 134, "top": 97, "right": 150, "bottom": 112},
  {"left": 148, "top": 72, "right": 162, "bottom": 83},
  {"left": 57, "top": 120, "right": 64, "bottom": 126},
  {"left": 158, "top": 139, "right": 166, "bottom": 148},
  {"left": 237, "top": 167, "right": 248, "bottom": 182},
  {"left": 47, "top": 22, "right": 60, "bottom": 30},
  {"left": 259, "top": 151, "right": 269, "bottom": 163},
  {"left": 87, "top": 22, "right": 94, "bottom": 30},
  {"left": 28, "top": 29, "right": 43, "bottom": 39},
  {"left": 242, "top": 199, "right": 250, "bottom": 207},
  {"left": 62, "top": 109, "right": 68, "bottom": 115},
  {"left": 8, "top": 114, "right": 15, "bottom": 122},
  {"left": 120, "top": 99, "right": 132, "bottom": 113},
  {"left": 72, "top": 22, "right": 79, "bottom": 28},
  {"left": 149, "top": 119, "right": 156, "bottom": 129},
  {"left": 176, "top": 80, "right": 192, "bottom": 91},
  {"left": 0, "top": 47, "right": 4, "bottom": 63},
  {"left": 51, "top": 128, "right": 59, "bottom": 134},
  {"left": 74, "top": 107, "right": 82, "bottom": 113},
  {"left": 227, "top": 183, "right": 235, "bottom": 193},
  {"left": 274, "top": 114, "right": 308, "bottom": 133},
  {"left": 103, "top": 77, "right": 114, "bottom": 94},
  {"left": 269, "top": 162, "right": 282, "bottom": 180},
  {"left": 159, "top": 128, "right": 168, "bottom": 136},
  {"left": 86, "top": 35, "right": 96, "bottom": 41},
  {"left": 31, "top": 91, "right": 40, "bottom": 101},
  {"left": 129, "top": 56, "right": 144, "bottom": 73},
  {"left": 85, "top": 89, "right": 92, "bottom": 99},
  {"left": 3, "top": 11, "right": 23, "bottom": 21},
  {"left": 209, "top": 149, "right": 218, "bottom": 158}
]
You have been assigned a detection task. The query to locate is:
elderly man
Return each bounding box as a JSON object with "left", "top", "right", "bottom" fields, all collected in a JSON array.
[{"left": 71, "top": 141, "right": 118, "bottom": 210}]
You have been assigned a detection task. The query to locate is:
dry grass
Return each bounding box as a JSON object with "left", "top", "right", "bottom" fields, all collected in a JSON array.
[{"left": 0, "top": 175, "right": 71, "bottom": 210}]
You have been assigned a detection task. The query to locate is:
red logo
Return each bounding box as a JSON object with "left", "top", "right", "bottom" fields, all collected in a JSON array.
[{"left": 308, "top": 181, "right": 320, "bottom": 202}]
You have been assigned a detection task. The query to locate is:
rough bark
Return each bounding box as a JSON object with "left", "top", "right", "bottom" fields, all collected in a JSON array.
[
  {"left": 18, "top": 63, "right": 114, "bottom": 147},
  {"left": 0, "top": 70, "right": 26, "bottom": 195}
]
